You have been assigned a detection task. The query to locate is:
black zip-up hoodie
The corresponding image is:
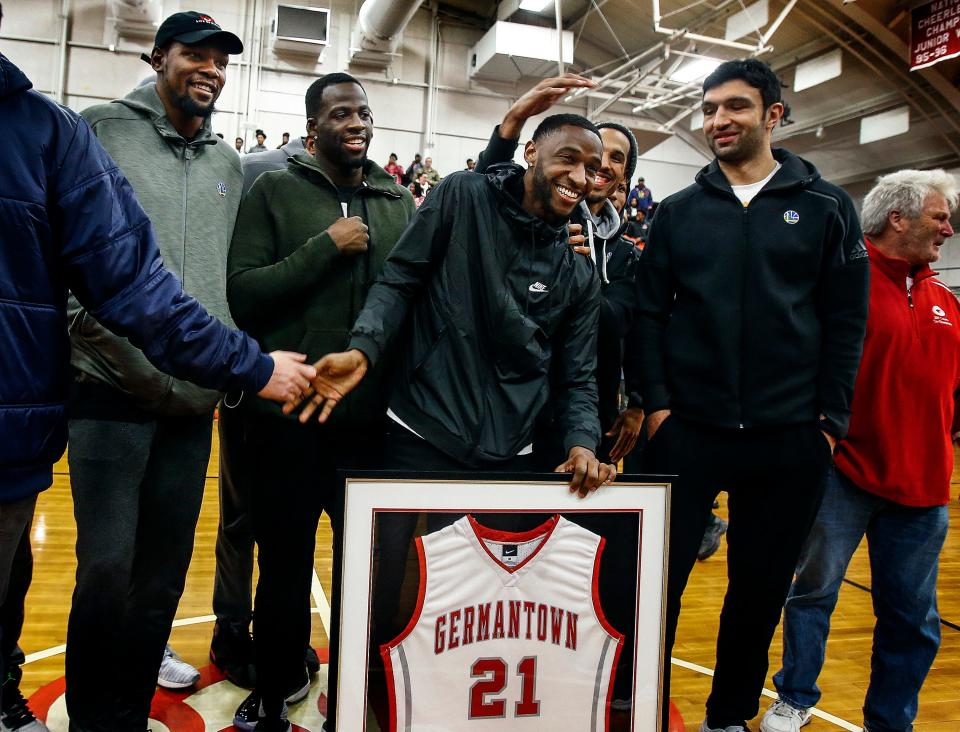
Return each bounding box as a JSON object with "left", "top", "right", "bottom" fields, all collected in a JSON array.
[
  {"left": 477, "top": 126, "right": 641, "bottom": 431},
  {"left": 634, "top": 148, "right": 869, "bottom": 438},
  {"left": 349, "top": 165, "right": 602, "bottom": 465}
]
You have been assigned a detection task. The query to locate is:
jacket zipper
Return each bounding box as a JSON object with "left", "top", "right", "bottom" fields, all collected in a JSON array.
[
  {"left": 907, "top": 279, "right": 920, "bottom": 339},
  {"left": 181, "top": 144, "right": 191, "bottom": 274},
  {"left": 732, "top": 182, "right": 780, "bottom": 429},
  {"left": 737, "top": 203, "right": 749, "bottom": 428}
]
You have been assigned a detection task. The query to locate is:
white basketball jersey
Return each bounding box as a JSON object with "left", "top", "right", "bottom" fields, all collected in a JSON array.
[{"left": 381, "top": 514, "right": 623, "bottom": 731}]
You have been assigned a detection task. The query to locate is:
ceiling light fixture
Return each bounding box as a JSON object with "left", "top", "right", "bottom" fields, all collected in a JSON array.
[
  {"left": 669, "top": 57, "right": 722, "bottom": 84},
  {"left": 519, "top": 0, "right": 553, "bottom": 12}
]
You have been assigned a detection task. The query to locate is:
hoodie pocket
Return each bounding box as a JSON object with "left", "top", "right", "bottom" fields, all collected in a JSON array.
[{"left": 412, "top": 326, "right": 449, "bottom": 374}]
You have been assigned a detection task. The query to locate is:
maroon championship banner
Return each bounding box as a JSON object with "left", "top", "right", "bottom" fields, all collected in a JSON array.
[{"left": 910, "top": 0, "right": 960, "bottom": 70}]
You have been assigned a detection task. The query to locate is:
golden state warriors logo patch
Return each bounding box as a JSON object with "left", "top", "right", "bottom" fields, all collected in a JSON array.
[{"left": 783, "top": 210, "right": 800, "bottom": 225}]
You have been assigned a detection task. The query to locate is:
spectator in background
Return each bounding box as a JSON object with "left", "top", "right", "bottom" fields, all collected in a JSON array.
[
  {"left": 384, "top": 152, "right": 403, "bottom": 184},
  {"left": 276, "top": 131, "right": 289, "bottom": 149},
  {"left": 235, "top": 136, "right": 243, "bottom": 153},
  {"left": 412, "top": 171, "right": 431, "bottom": 202},
  {"left": 247, "top": 128, "right": 267, "bottom": 153},
  {"left": 421, "top": 156, "right": 440, "bottom": 184},
  {"left": 627, "top": 176, "right": 653, "bottom": 214},
  {"left": 404, "top": 152, "right": 423, "bottom": 184},
  {"left": 240, "top": 134, "right": 307, "bottom": 196},
  {"left": 623, "top": 208, "right": 649, "bottom": 250},
  {"left": 465, "top": 158, "right": 475, "bottom": 171}
]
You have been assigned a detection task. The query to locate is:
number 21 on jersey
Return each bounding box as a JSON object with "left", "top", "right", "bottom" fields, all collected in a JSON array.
[{"left": 469, "top": 656, "right": 540, "bottom": 718}]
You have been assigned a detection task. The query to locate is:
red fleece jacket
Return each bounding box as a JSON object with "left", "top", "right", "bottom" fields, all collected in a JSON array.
[{"left": 835, "top": 240, "right": 960, "bottom": 507}]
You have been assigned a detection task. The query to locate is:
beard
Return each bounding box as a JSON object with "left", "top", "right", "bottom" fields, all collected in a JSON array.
[
  {"left": 316, "top": 135, "right": 367, "bottom": 172},
  {"left": 173, "top": 92, "right": 216, "bottom": 119},
  {"left": 532, "top": 161, "right": 568, "bottom": 226},
  {"left": 709, "top": 119, "right": 766, "bottom": 163}
]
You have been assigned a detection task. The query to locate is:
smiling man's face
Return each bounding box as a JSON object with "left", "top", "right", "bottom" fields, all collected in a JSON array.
[
  {"left": 307, "top": 82, "right": 373, "bottom": 176},
  {"left": 587, "top": 127, "right": 630, "bottom": 205},
  {"left": 701, "top": 78, "right": 781, "bottom": 164},
  {"left": 154, "top": 40, "right": 228, "bottom": 119},
  {"left": 523, "top": 125, "right": 602, "bottom": 225}
]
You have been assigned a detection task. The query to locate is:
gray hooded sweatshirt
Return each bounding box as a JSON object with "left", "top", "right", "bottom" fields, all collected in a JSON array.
[
  {"left": 578, "top": 198, "right": 623, "bottom": 285},
  {"left": 68, "top": 83, "right": 243, "bottom": 414}
]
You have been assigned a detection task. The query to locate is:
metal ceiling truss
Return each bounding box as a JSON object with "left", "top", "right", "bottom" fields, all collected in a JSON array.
[
  {"left": 651, "top": 0, "right": 799, "bottom": 55},
  {"left": 577, "top": 1, "right": 802, "bottom": 124}
]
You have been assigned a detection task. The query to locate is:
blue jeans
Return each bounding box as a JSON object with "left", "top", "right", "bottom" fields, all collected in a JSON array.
[{"left": 773, "top": 467, "right": 948, "bottom": 732}]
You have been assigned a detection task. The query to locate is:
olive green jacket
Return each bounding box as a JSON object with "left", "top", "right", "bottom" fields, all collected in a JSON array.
[{"left": 227, "top": 152, "right": 415, "bottom": 424}]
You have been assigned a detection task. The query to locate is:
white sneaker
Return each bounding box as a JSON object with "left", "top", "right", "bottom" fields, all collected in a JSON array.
[
  {"left": 698, "top": 721, "right": 747, "bottom": 732},
  {"left": 157, "top": 645, "right": 200, "bottom": 689},
  {"left": 760, "top": 699, "right": 813, "bottom": 732}
]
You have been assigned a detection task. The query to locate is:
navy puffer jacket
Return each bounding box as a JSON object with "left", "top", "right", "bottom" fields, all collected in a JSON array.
[{"left": 0, "top": 53, "right": 272, "bottom": 501}]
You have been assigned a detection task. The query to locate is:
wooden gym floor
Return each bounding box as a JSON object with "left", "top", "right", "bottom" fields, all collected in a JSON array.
[{"left": 18, "top": 422, "right": 960, "bottom": 730}]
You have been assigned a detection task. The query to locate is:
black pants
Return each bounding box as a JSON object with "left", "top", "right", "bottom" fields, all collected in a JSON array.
[
  {"left": 66, "top": 412, "right": 212, "bottom": 732},
  {"left": 643, "top": 416, "right": 830, "bottom": 728},
  {"left": 248, "top": 414, "right": 382, "bottom": 725},
  {"left": 0, "top": 494, "right": 36, "bottom": 711},
  {"left": 213, "top": 404, "right": 254, "bottom": 622}
]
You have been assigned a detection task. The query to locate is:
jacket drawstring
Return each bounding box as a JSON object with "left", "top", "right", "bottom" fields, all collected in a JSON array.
[
  {"left": 587, "top": 218, "right": 596, "bottom": 266},
  {"left": 586, "top": 217, "right": 610, "bottom": 284}
]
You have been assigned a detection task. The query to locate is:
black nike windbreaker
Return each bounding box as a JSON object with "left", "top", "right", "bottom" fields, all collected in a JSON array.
[
  {"left": 350, "top": 164, "right": 602, "bottom": 465},
  {"left": 635, "top": 148, "right": 869, "bottom": 438}
]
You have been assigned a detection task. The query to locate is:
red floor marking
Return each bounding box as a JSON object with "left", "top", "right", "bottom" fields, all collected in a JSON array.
[{"left": 29, "top": 647, "right": 330, "bottom": 729}]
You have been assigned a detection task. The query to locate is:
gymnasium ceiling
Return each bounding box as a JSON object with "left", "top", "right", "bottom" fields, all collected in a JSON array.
[{"left": 433, "top": 0, "right": 960, "bottom": 185}]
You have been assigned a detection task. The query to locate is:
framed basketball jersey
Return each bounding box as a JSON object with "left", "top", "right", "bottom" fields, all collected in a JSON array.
[
  {"left": 335, "top": 473, "right": 669, "bottom": 731},
  {"left": 381, "top": 514, "right": 622, "bottom": 730}
]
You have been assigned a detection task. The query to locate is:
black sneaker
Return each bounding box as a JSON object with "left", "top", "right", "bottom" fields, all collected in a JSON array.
[
  {"left": 697, "top": 514, "right": 729, "bottom": 561},
  {"left": 233, "top": 692, "right": 266, "bottom": 732},
  {"left": 305, "top": 646, "right": 320, "bottom": 676},
  {"left": 235, "top": 693, "right": 290, "bottom": 732},
  {"left": 233, "top": 675, "right": 310, "bottom": 731},
  {"left": 0, "top": 681, "right": 49, "bottom": 732},
  {"left": 210, "top": 617, "right": 256, "bottom": 689}
]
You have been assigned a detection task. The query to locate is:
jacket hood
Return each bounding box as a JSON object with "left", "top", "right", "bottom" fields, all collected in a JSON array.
[
  {"left": 287, "top": 152, "right": 402, "bottom": 195},
  {"left": 0, "top": 53, "right": 32, "bottom": 100},
  {"left": 579, "top": 198, "right": 625, "bottom": 241},
  {"left": 484, "top": 163, "right": 570, "bottom": 244},
  {"left": 578, "top": 198, "right": 626, "bottom": 284},
  {"left": 114, "top": 82, "right": 217, "bottom": 144},
  {"left": 696, "top": 147, "right": 820, "bottom": 197}
]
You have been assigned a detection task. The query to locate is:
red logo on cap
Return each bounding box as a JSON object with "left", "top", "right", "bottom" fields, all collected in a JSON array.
[{"left": 197, "top": 14, "right": 216, "bottom": 24}]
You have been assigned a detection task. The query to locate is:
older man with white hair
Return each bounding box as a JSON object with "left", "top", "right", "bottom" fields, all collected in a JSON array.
[{"left": 761, "top": 168, "right": 959, "bottom": 732}]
